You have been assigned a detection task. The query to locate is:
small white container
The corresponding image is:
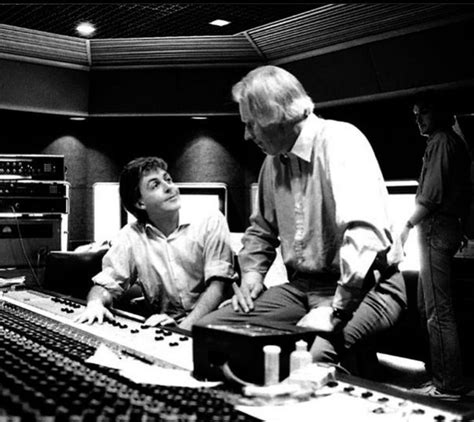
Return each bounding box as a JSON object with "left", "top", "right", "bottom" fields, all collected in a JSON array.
[
  {"left": 289, "top": 340, "right": 312, "bottom": 375},
  {"left": 263, "top": 344, "right": 281, "bottom": 385}
]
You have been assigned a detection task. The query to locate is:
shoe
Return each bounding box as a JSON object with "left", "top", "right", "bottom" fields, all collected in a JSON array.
[
  {"left": 413, "top": 380, "right": 433, "bottom": 390},
  {"left": 410, "top": 382, "right": 462, "bottom": 402}
]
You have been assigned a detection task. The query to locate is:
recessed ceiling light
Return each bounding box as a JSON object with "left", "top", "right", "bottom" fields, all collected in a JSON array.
[
  {"left": 70, "top": 117, "right": 86, "bottom": 121},
  {"left": 76, "top": 22, "right": 96, "bottom": 37},
  {"left": 191, "top": 116, "right": 208, "bottom": 120},
  {"left": 209, "top": 19, "right": 230, "bottom": 27}
]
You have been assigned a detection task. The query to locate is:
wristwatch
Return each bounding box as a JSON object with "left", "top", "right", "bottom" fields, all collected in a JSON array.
[
  {"left": 331, "top": 307, "right": 352, "bottom": 322},
  {"left": 406, "top": 220, "right": 415, "bottom": 229}
]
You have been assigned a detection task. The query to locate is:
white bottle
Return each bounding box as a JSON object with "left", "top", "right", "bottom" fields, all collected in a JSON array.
[
  {"left": 263, "top": 345, "right": 281, "bottom": 385},
  {"left": 289, "top": 340, "right": 312, "bottom": 375}
]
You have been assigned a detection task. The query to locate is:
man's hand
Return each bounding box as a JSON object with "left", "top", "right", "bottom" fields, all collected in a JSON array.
[
  {"left": 387, "top": 220, "right": 414, "bottom": 266},
  {"left": 74, "top": 300, "right": 115, "bottom": 325},
  {"left": 296, "top": 306, "right": 342, "bottom": 333},
  {"left": 231, "top": 272, "right": 264, "bottom": 313},
  {"left": 143, "top": 313, "right": 177, "bottom": 327},
  {"left": 178, "top": 318, "right": 193, "bottom": 332}
]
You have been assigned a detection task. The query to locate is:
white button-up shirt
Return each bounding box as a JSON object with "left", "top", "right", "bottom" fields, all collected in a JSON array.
[
  {"left": 240, "top": 113, "right": 405, "bottom": 312},
  {"left": 93, "top": 208, "right": 237, "bottom": 318}
]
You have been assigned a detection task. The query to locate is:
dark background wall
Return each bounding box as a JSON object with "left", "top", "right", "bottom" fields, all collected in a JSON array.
[
  {"left": 3, "top": 98, "right": 459, "bottom": 249},
  {"left": 284, "top": 21, "right": 474, "bottom": 102},
  {"left": 89, "top": 67, "right": 248, "bottom": 115},
  {"left": 1, "top": 110, "right": 264, "bottom": 247}
]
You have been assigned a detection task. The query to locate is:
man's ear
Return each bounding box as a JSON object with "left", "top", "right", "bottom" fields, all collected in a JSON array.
[{"left": 135, "top": 199, "right": 146, "bottom": 210}]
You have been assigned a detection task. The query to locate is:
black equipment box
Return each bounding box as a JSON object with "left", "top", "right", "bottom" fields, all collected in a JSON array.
[
  {"left": 0, "top": 180, "right": 69, "bottom": 197},
  {"left": 192, "top": 320, "right": 317, "bottom": 385},
  {"left": 0, "top": 154, "right": 65, "bottom": 180},
  {"left": 0, "top": 197, "right": 68, "bottom": 213},
  {"left": 0, "top": 215, "right": 62, "bottom": 268}
]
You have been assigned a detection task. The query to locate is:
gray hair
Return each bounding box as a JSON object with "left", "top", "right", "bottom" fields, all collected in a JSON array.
[{"left": 232, "top": 65, "right": 314, "bottom": 126}]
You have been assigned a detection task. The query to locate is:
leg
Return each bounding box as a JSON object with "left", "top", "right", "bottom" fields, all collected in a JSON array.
[
  {"left": 310, "top": 271, "right": 404, "bottom": 370},
  {"left": 416, "top": 270, "right": 432, "bottom": 373},
  {"left": 197, "top": 283, "right": 308, "bottom": 326},
  {"left": 418, "top": 217, "right": 464, "bottom": 393}
]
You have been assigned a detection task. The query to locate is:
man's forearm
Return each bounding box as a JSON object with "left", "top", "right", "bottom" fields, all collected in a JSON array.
[
  {"left": 181, "top": 279, "right": 227, "bottom": 327},
  {"left": 407, "top": 203, "right": 431, "bottom": 227},
  {"left": 87, "top": 285, "right": 114, "bottom": 308}
]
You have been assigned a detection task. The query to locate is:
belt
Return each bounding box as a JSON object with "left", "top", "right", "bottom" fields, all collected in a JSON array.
[{"left": 286, "top": 266, "right": 339, "bottom": 292}]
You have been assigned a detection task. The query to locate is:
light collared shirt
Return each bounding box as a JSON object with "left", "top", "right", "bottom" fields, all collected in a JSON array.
[
  {"left": 240, "top": 113, "right": 405, "bottom": 312},
  {"left": 92, "top": 208, "right": 237, "bottom": 318}
]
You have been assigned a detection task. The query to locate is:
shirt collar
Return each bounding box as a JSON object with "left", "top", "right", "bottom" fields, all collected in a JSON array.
[
  {"left": 144, "top": 209, "right": 192, "bottom": 235},
  {"left": 287, "top": 113, "right": 318, "bottom": 163}
]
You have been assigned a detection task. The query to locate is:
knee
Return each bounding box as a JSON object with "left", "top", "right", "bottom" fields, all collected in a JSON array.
[
  {"left": 310, "top": 335, "right": 339, "bottom": 364},
  {"left": 195, "top": 307, "right": 225, "bottom": 327},
  {"left": 196, "top": 313, "right": 213, "bottom": 327},
  {"left": 195, "top": 303, "right": 237, "bottom": 327}
]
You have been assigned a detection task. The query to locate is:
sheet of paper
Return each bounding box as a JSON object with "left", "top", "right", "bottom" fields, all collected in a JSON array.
[
  {"left": 85, "top": 343, "right": 125, "bottom": 369},
  {"left": 0, "top": 276, "right": 25, "bottom": 288},
  {"left": 120, "top": 360, "right": 221, "bottom": 388},
  {"left": 86, "top": 344, "right": 221, "bottom": 388}
]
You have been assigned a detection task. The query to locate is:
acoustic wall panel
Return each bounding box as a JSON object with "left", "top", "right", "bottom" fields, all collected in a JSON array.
[
  {"left": 0, "top": 59, "right": 89, "bottom": 115},
  {"left": 88, "top": 66, "right": 247, "bottom": 115},
  {"left": 284, "top": 46, "right": 381, "bottom": 104},
  {"left": 369, "top": 21, "right": 474, "bottom": 93},
  {"left": 284, "top": 20, "right": 474, "bottom": 106}
]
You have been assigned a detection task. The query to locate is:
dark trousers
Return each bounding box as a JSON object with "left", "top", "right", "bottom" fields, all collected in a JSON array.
[{"left": 198, "top": 270, "right": 404, "bottom": 374}]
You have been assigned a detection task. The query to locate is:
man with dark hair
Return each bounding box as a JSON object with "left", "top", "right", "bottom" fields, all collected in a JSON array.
[
  {"left": 198, "top": 66, "right": 407, "bottom": 374},
  {"left": 400, "top": 91, "right": 472, "bottom": 401},
  {"left": 76, "top": 156, "right": 236, "bottom": 331}
]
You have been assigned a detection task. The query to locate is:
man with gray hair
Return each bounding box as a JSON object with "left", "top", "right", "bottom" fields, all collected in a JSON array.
[{"left": 199, "top": 65, "right": 407, "bottom": 374}]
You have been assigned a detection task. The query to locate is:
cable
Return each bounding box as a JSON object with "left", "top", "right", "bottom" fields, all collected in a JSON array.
[
  {"left": 219, "top": 362, "right": 258, "bottom": 388},
  {"left": 329, "top": 362, "right": 351, "bottom": 375},
  {"left": 10, "top": 206, "right": 42, "bottom": 288}
]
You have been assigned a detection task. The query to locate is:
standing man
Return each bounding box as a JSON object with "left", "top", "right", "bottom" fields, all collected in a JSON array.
[
  {"left": 401, "top": 92, "right": 471, "bottom": 400},
  {"left": 198, "top": 66, "right": 406, "bottom": 374},
  {"left": 76, "top": 156, "right": 237, "bottom": 332}
]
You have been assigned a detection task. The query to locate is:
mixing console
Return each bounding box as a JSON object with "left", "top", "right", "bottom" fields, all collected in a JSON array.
[
  {"left": 1, "top": 289, "right": 193, "bottom": 371},
  {"left": 236, "top": 376, "right": 472, "bottom": 422},
  {"left": 1, "top": 288, "right": 473, "bottom": 422},
  {"left": 0, "top": 288, "right": 260, "bottom": 421}
]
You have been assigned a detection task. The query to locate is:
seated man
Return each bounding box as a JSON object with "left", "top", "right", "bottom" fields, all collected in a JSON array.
[
  {"left": 198, "top": 65, "right": 407, "bottom": 374},
  {"left": 75, "top": 156, "right": 237, "bottom": 331}
]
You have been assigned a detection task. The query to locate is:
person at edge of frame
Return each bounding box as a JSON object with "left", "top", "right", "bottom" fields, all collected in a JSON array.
[{"left": 399, "top": 91, "right": 472, "bottom": 401}]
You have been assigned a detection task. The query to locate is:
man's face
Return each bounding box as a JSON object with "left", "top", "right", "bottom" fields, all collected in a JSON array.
[
  {"left": 136, "top": 168, "right": 180, "bottom": 218},
  {"left": 413, "top": 103, "right": 436, "bottom": 137},
  {"left": 239, "top": 102, "right": 290, "bottom": 156}
]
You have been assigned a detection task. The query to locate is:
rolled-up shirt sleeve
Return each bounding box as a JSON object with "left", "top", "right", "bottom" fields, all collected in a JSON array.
[
  {"left": 333, "top": 227, "right": 383, "bottom": 312},
  {"left": 92, "top": 230, "right": 137, "bottom": 300},
  {"left": 202, "top": 211, "right": 239, "bottom": 285}
]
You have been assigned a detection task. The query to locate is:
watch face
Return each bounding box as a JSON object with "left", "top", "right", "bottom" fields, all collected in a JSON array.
[{"left": 332, "top": 308, "right": 350, "bottom": 321}]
